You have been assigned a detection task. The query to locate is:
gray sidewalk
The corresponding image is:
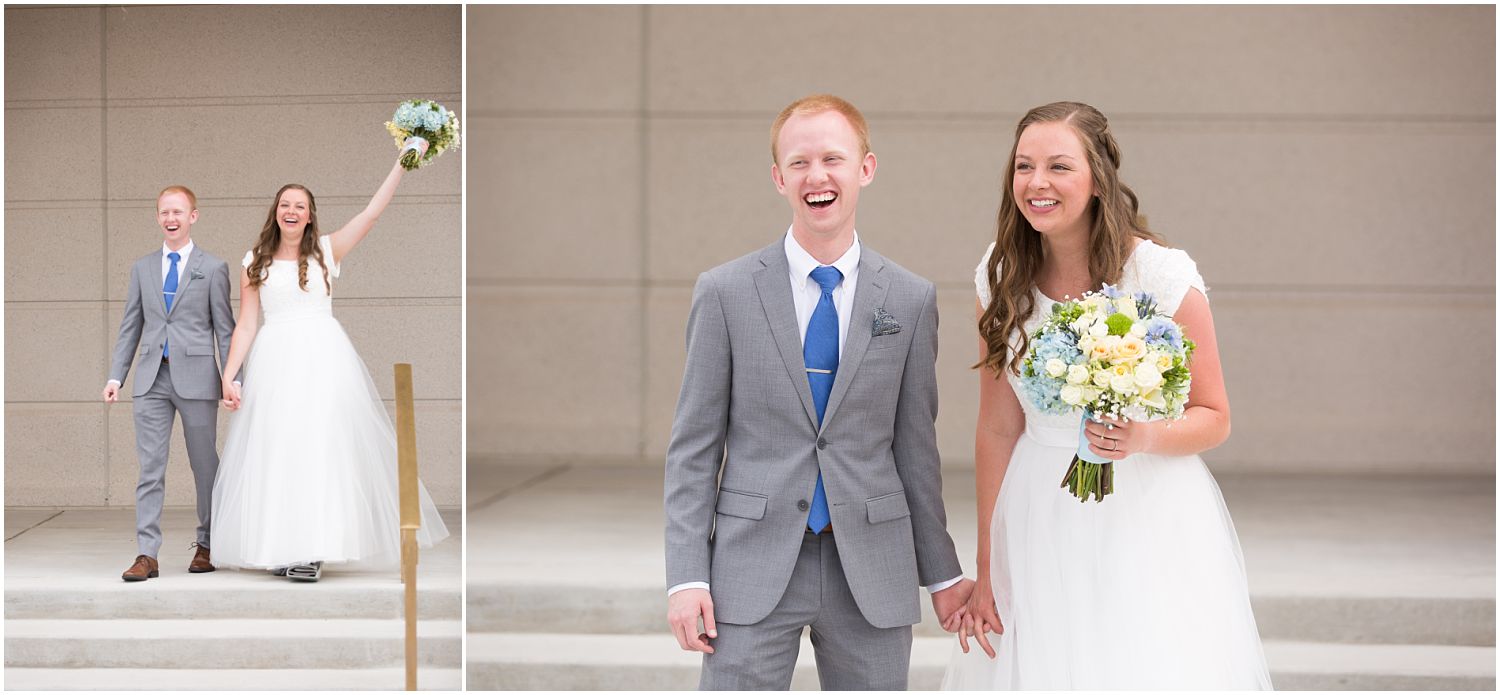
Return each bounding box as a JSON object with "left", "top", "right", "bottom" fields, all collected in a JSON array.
[
  {"left": 5, "top": 507, "right": 462, "bottom": 691},
  {"left": 467, "top": 463, "right": 1495, "bottom": 690}
]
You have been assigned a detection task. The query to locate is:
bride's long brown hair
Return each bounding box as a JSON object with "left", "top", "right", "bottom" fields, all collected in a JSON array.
[
  {"left": 977, "top": 102, "right": 1165, "bottom": 376},
  {"left": 246, "top": 184, "right": 331, "bottom": 295}
]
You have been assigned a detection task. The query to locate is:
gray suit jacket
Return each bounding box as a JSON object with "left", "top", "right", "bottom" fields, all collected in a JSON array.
[
  {"left": 664, "top": 238, "right": 962, "bottom": 629},
  {"left": 109, "top": 246, "right": 235, "bottom": 400}
]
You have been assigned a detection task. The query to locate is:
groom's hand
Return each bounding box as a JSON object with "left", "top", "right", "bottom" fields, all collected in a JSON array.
[
  {"left": 102, "top": 382, "right": 119, "bottom": 404},
  {"left": 667, "top": 588, "right": 717, "bottom": 654},
  {"left": 931, "top": 577, "right": 976, "bottom": 633}
]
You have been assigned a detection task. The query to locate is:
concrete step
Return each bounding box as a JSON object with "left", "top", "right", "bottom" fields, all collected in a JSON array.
[
  {"left": 466, "top": 633, "right": 1497, "bottom": 691},
  {"left": 467, "top": 582, "right": 1495, "bottom": 647},
  {"left": 5, "top": 583, "right": 461, "bottom": 620},
  {"left": 3, "top": 667, "right": 462, "bottom": 691},
  {"left": 6, "top": 619, "right": 461, "bottom": 670}
]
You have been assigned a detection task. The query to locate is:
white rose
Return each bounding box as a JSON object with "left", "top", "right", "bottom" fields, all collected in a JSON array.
[
  {"left": 1078, "top": 335, "right": 1096, "bottom": 356},
  {"left": 1088, "top": 320, "right": 1109, "bottom": 338},
  {"left": 1114, "top": 297, "right": 1139, "bottom": 320},
  {"left": 1133, "top": 362, "right": 1163, "bottom": 390},
  {"left": 1045, "top": 358, "right": 1068, "bottom": 378},
  {"left": 1060, "top": 384, "right": 1084, "bottom": 406},
  {"left": 1091, "top": 370, "right": 1111, "bottom": 388},
  {"left": 1083, "top": 386, "right": 1103, "bottom": 403},
  {"left": 1130, "top": 322, "right": 1148, "bottom": 338},
  {"left": 1109, "top": 372, "right": 1136, "bottom": 394},
  {"left": 1066, "top": 364, "right": 1090, "bottom": 384}
]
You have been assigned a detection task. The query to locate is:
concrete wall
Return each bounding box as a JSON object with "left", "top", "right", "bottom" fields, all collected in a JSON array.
[
  {"left": 468, "top": 5, "right": 1495, "bottom": 475},
  {"left": 4, "top": 6, "right": 463, "bottom": 506}
]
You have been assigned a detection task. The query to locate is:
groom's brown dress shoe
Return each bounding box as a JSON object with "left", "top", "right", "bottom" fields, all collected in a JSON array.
[
  {"left": 122, "top": 555, "right": 158, "bottom": 582},
  {"left": 188, "top": 543, "right": 215, "bottom": 573}
]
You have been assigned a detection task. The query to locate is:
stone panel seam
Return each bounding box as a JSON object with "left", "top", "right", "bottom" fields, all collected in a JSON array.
[
  {"left": 6, "top": 93, "right": 462, "bottom": 110},
  {"left": 462, "top": 278, "right": 1497, "bottom": 297},
  {"left": 467, "top": 110, "right": 1496, "bottom": 127},
  {"left": 635, "top": 6, "right": 652, "bottom": 461},
  {"left": 6, "top": 195, "right": 461, "bottom": 207},
  {"left": 4, "top": 510, "right": 65, "bottom": 542},
  {"left": 466, "top": 463, "right": 573, "bottom": 513},
  {"left": 99, "top": 5, "right": 113, "bottom": 507}
]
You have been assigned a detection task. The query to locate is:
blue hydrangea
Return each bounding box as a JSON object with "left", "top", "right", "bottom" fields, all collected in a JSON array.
[
  {"left": 1019, "top": 373, "right": 1071, "bottom": 415},
  {"left": 393, "top": 101, "right": 450, "bottom": 133}
]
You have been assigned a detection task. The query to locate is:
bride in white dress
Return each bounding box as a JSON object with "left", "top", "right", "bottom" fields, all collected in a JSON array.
[
  {"left": 211, "top": 147, "right": 449, "bottom": 580},
  {"left": 942, "top": 103, "right": 1272, "bottom": 689}
]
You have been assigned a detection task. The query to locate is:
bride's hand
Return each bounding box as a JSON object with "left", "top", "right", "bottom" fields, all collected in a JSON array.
[
  {"left": 221, "top": 381, "right": 242, "bottom": 411},
  {"left": 402, "top": 137, "right": 430, "bottom": 160},
  {"left": 958, "top": 574, "right": 1002, "bottom": 659},
  {"left": 1084, "top": 414, "right": 1162, "bottom": 460}
]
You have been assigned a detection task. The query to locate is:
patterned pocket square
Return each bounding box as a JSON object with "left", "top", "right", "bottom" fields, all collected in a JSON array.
[
  {"left": 190, "top": 270, "right": 206, "bottom": 280},
  {"left": 872, "top": 308, "right": 901, "bottom": 336}
]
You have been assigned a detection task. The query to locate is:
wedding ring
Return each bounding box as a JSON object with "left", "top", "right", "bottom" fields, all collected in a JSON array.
[{"left": 1106, "top": 423, "right": 1114, "bottom": 431}]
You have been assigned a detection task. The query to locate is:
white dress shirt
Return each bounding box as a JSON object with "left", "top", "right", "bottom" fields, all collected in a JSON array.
[{"left": 669, "top": 229, "right": 961, "bottom": 597}]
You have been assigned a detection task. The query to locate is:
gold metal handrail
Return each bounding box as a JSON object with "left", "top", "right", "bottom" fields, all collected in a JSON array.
[{"left": 394, "top": 363, "right": 419, "bottom": 691}]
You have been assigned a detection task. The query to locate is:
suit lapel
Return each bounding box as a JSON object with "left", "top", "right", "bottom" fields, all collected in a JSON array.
[
  {"left": 819, "top": 248, "right": 888, "bottom": 430},
  {"left": 168, "top": 252, "right": 204, "bottom": 316},
  {"left": 752, "top": 243, "right": 821, "bottom": 431},
  {"left": 149, "top": 252, "right": 168, "bottom": 315}
]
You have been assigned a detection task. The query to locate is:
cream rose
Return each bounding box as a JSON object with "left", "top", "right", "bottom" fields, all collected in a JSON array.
[
  {"left": 1109, "top": 372, "right": 1136, "bottom": 394},
  {"left": 1114, "top": 297, "right": 1139, "bottom": 320},
  {"left": 1110, "top": 335, "right": 1147, "bottom": 365},
  {"left": 1045, "top": 358, "right": 1068, "bottom": 378},
  {"left": 1091, "top": 370, "right": 1111, "bottom": 388},
  {"left": 1088, "top": 320, "right": 1109, "bottom": 338},
  {"left": 1060, "top": 384, "right": 1084, "bottom": 406}
]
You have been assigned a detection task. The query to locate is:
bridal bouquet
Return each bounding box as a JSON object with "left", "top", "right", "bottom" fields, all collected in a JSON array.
[
  {"left": 1019, "top": 285, "right": 1195, "bottom": 502},
  {"left": 385, "top": 99, "right": 461, "bottom": 170}
]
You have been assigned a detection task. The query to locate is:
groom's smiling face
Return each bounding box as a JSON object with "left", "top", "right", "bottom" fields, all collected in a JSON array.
[
  {"left": 157, "top": 192, "right": 197, "bottom": 248},
  {"left": 772, "top": 110, "right": 877, "bottom": 241}
]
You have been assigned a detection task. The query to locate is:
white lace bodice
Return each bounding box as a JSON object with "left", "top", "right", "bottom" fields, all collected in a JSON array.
[
  {"left": 243, "top": 236, "right": 341, "bottom": 324},
  {"left": 975, "top": 240, "right": 1207, "bottom": 435}
]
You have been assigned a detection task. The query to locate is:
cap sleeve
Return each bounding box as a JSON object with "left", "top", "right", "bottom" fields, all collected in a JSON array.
[
  {"left": 241, "top": 250, "right": 253, "bottom": 268},
  {"left": 975, "top": 242, "right": 998, "bottom": 309},
  {"left": 1136, "top": 243, "right": 1207, "bottom": 316},
  {"left": 318, "top": 235, "right": 340, "bottom": 278}
]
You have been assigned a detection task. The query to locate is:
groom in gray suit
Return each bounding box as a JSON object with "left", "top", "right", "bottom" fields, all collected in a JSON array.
[
  {"left": 103, "top": 185, "right": 235, "bottom": 581},
  {"left": 665, "top": 95, "right": 973, "bottom": 690}
]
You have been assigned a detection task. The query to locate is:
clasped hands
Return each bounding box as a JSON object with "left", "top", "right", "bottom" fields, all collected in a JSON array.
[
  {"left": 666, "top": 579, "right": 982, "bottom": 655},
  {"left": 221, "top": 380, "right": 242, "bottom": 410}
]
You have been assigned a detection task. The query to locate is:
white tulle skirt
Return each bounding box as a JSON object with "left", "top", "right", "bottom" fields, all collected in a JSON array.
[
  {"left": 210, "top": 314, "right": 449, "bottom": 570},
  {"left": 942, "top": 422, "right": 1272, "bottom": 690}
]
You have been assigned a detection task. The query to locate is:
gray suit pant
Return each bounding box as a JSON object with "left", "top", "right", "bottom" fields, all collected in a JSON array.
[
  {"left": 133, "top": 362, "right": 219, "bottom": 557},
  {"left": 700, "top": 532, "right": 913, "bottom": 690}
]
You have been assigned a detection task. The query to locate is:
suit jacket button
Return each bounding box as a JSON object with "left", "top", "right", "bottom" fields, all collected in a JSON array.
[
  {"left": 797, "top": 500, "right": 809, "bottom": 511},
  {"left": 817, "top": 438, "right": 827, "bottom": 450}
]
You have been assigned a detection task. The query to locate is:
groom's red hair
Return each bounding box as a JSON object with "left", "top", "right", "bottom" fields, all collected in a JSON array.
[{"left": 157, "top": 185, "right": 197, "bottom": 211}]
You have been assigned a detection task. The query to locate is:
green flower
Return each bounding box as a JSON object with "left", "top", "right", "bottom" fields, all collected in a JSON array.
[{"left": 1105, "top": 312, "right": 1133, "bottom": 337}]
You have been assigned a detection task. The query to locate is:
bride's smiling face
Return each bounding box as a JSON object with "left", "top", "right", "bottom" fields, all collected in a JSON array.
[{"left": 276, "top": 189, "right": 312, "bottom": 240}]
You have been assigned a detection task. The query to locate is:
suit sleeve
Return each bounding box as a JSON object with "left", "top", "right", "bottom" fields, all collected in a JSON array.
[
  {"left": 891, "top": 281, "right": 963, "bottom": 586},
  {"left": 109, "top": 264, "right": 145, "bottom": 384},
  {"left": 208, "top": 259, "right": 238, "bottom": 381},
  {"left": 663, "top": 271, "right": 732, "bottom": 590}
]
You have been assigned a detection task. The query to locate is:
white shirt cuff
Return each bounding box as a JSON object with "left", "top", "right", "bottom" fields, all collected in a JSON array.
[
  {"left": 925, "top": 575, "right": 964, "bottom": 594},
  {"left": 106, "top": 380, "right": 121, "bottom": 388},
  {"left": 667, "top": 581, "right": 710, "bottom": 597}
]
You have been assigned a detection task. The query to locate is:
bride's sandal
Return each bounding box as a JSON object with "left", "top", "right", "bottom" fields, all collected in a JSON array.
[
  {"left": 286, "top": 561, "right": 322, "bottom": 582},
  {"left": 270, "top": 565, "right": 291, "bottom": 577}
]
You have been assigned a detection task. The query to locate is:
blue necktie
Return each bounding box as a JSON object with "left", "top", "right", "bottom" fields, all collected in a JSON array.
[
  {"left": 163, "top": 252, "right": 180, "bottom": 358},
  {"left": 804, "top": 265, "right": 842, "bottom": 533}
]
